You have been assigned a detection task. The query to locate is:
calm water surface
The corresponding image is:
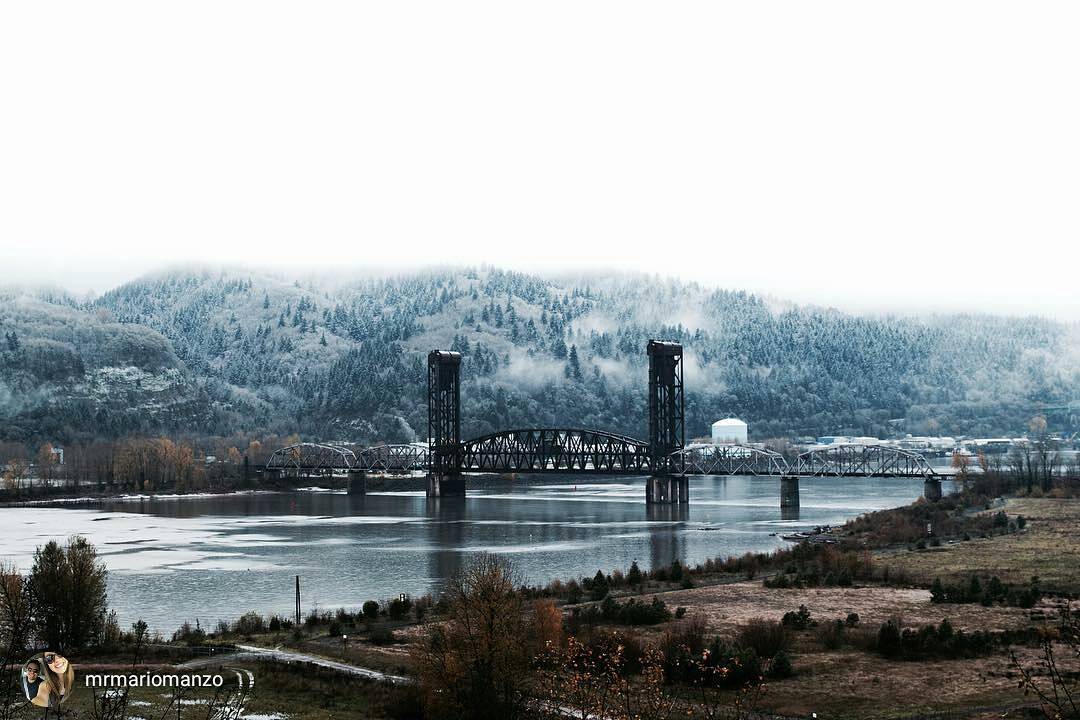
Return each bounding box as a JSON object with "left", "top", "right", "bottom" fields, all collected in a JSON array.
[{"left": 0, "top": 475, "right": 951, "bottom": 630}]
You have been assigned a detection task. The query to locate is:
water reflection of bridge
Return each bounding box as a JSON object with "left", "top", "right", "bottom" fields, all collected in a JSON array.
[{"left": 265, "top": 341, "right": 944, "bottom": 506}]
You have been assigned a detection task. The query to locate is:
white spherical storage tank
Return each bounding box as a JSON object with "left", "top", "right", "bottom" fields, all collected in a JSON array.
[{"left": 711, "top": 418, "right": 748, "bottom": 444}]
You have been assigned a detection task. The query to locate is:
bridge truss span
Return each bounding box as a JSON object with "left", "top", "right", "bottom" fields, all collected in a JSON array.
[
  {"left": 459, "top": 428, "right": 652, "bottom": 474},
  {"left": 355, "top": 443, "right": 429, "bottom": 473},
  {"left": 675, "top": 444, "right": 791, "bottom": 476},
  {"left": 265, "top": 443, "right": 356, "bottom": 474},
  {"left": 796, "top": 443, "right": 937, "bottom": 478}
]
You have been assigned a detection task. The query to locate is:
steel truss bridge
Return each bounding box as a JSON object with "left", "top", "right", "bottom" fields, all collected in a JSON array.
[
  {"left": 266, "top": 439, "right": 938, "bottom": 479},
  {"left": 795, "top": 444, "right": 936, "bottom": 477},
  {"left": 265, "top": 341, "right": 942, "bottom": 496},
  {"left": 265, "top": 443, "right": 356, "bottom": 476},
  {"left": 459, "top": 429, "right": 652, "bottom": 474},
  {"left": 265, "top": 442, "right": 428, "bottom": 475}
]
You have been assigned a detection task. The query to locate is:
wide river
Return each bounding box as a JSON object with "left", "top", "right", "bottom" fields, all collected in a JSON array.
[{"left": 0, "top": 475, "right": 952, "bottom": 630}]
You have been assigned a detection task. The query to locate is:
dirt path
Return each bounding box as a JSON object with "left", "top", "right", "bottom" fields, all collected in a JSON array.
[{"left": 177, "top": 644, "right": 412, "bottom": 685}]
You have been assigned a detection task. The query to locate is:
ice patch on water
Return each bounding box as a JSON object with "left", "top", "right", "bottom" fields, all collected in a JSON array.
[
  {"left": 465, "top": 492, "right": 643, "bottom": 505},
  {"left": 458, "top": 541, "right": 596, "bottom": 554},
  {"left": 0, "top": 509, "right": 309, "bottom": 573}
]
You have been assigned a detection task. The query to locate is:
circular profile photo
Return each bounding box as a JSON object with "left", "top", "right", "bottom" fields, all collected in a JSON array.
[{"left": 22, "top": 652, "right": 74, "bottom": 708}]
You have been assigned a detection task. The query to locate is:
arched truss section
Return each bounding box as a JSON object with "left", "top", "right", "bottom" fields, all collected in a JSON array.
[
  {"left": 796, "top": 444, "right": 936, "bottom": 477},
  {"left": 356, "top": 443, "right": 429, "bottom": 472},
  {"left": 265, "top": 443, "right": 356, "bottom": 473},
  {"left": 459, "top": 428, "right": 652, "bottom": 474},
  {"left": 675, "top": 444, "right": 790, "bottom": 476}
]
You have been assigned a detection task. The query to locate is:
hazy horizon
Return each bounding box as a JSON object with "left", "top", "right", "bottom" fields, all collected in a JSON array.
[{"left": 2, "top": 260, "right": 1078, "bottom": 323}]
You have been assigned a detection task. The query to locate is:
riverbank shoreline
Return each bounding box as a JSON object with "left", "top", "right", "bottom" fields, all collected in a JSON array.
[{"left": 0, "top": 471, "right": 575, "bottom": 506}]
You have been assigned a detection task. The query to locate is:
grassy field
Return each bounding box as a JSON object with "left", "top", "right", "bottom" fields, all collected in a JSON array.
[{"left": 885, "top": 498, "right": 1080, "bottom": 594}]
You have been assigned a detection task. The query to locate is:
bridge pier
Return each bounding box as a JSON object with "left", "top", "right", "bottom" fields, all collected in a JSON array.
[
  {"left": 646, "top": 476, "right": 688, "bottom": 504},
  {"left": 427, "top": 473, "right": 466, "bottom": 498},
  {"left": 780, "top": 474, "right": 800, "bottom": 508},
  {"left": 347, "top": 470, "right": 366, "bottom": 495},
  {"left": 923, "top": 477, "right": 942, "bottom": 501}
]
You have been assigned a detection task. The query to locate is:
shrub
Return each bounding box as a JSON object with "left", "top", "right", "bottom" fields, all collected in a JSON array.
[
  {"left": 592, "top": 596, "right": 671, "bottom": 625},
  {"left": 674, "top": 607, "right": 687, "bottom": 619},
  {"left": 781, "top": 605, "right": 812, "bottom": 630},
  {"left": 769, "top": 650, "right": 794, "bottom": 678},
  {"left": 764, "top": 574, "right": 791, "bottom": 589},
  {"left": 587, "top": 570, "right": 610, "bottom": 601},
  {"left": 172, "top": 620, "right": 206, "bottom": 646},
  {"left": 659, "top": 615, "right": 708, "bottom": 658},
  {"left": 370, "top": 626, "right": 397, "bottom": 645},
  {"left": 663, "top": 636, "right": 762, "bottom": 688},
  {"left": 874, "top": 618, "right": 998, "bottom": 660},
  {"left": 388, "top": 596, "right": 412, "bottom": 621},
  {"left": 929, "top": 575, "right": 1041, "bottom": 607},
  {"left": 585, "top": 630, "right": 645, "bottom": 675},
  {"left": 817, "top": 620, "right": 845, "bottom": 650},
  {"left": 845, "top": 612, "right": 860, "bottom": 628},
  {"left": 414, "top": 596, "right": 431, "bottom": 622},
  {"left": 737, "top": 619, "right": 790, "bottom": 658},
  {"left": 877, "top": 619, "right": 903, "bottom": 658},
  {"left": 234, "top": 611, "right": 266, "bottom": 635},
  {"left": 566, "top": 581, "right": 583, "bottom": 604}
]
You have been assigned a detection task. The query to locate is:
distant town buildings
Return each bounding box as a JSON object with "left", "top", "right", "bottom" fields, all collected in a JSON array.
[
  {"left": 801, "top": 433, "right": 1042, "bottom": 457},
  {"left": 711, "top": 418, "right": 748, "bottom": 444}
]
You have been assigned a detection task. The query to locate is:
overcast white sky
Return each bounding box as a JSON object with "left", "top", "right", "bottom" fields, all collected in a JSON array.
[{"left": 1, "top": 2, "right": 1078, "bottom": 318}]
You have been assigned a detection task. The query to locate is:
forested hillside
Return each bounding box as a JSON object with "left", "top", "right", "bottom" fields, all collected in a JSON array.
[{"left": 1, "top": 268, "right": 1076, "bottom": 446}]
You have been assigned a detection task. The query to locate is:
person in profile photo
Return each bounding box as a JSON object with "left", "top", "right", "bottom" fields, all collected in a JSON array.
[
  {"left": 22, "top": 661, "right": 43, "bottom": 702},
  {"left": 29, "top": 652, "right": 74, "bottom": 708}
]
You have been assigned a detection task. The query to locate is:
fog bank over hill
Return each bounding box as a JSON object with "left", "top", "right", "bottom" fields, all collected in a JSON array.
[{"left": 0, "top": 266, "right": 1076, "bottom": 445}]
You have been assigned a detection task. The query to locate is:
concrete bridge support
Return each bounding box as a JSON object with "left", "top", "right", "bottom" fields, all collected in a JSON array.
[
  {"left": 427, "top": 473, "right": 466, "bottom": 498},
  {"left": 646, "top": 475, "right": 689, "bottom": 504},
  {"left": 347, "top": 470, "right": 366, "bottom": 495},
  {"left": 923, "top": 478, "right": 943, "bottom": 501},
  {"left": 780, "top": 474, "right": 800, "bottom": 508}
]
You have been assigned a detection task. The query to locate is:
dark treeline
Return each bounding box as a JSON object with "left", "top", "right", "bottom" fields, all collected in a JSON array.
[
  {"left": 2, "top": 267, "right": 1077, "bottom": 447},
  {"left": 0, "top": 434, "right": 290, "bottom": 494}
]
